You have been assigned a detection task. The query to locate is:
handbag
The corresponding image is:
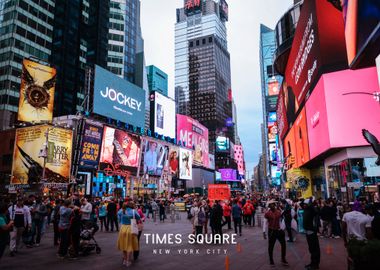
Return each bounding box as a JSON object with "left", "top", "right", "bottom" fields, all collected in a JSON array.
[{"left": 131, "top": 210, "right": 139, "bottom": 235}]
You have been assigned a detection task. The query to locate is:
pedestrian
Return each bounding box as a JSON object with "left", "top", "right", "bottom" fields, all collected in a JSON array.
[
  {"left": 203, "top": 200, "right": 211, "bottom": 234},
  {"left": 221, "top": 200, "right": 232, "bottom": 230},
  {"left": 190, "top": 201, "right": 206, "bottom": 236},
  {"left": 320, "top": 200, "right": 334, "bottom": 238},
  {"left": 251, "top": 198, "right": 257, "bottom": 227},
  {"left": 80, "top": 198, "right": 92, "bottom": 227},
  {"left": 8, "top": 198, "right": 31, "bottom": 256},
  {"left": 264, "top": 200, "right": 289, "bottom": 267},
  {"left": 31, "top": 197, "right": 47, "bottom": 247},
  {"left": 52, "top": 199, "right": 62, "bottom": 246},
  {"left": 170, "top": 202, "right": 176, "bottom": 223},
  {"left": 151, "top": 200, "right": 158, "bottom": 223},
  {"left": 117, "top": 202, "right": 140, "bottom": 267},
  {"left": 243, "top": 200, "right": 254, "bottom": 226},
  {"left": 342, "top": 204, "right": 373, "bottom": 244},
  {"left": 302, "top": 198, "right": 320, "bottom": 270},
  {"left": 0, "top": 202, "right": 13, "bottom": 260},
  {"left": 57, "top": 199, "right": 73, "bottom": 259},
  {"left": 282, "top": 199, "right": 294, "bottom": 242},
  {"left": 159, "top": 201, "right": 166, "bottom": 222},
  {"left": 69, "top": 207, "right": 81, "bottom": 259},
  {"left": 98, "top": 201, "right": 107, "bottom": 232},
  {"left": 232, "top": 199, "right": 242, "bottom": 236},
  {"left": 210, "top": 200, "right": 223, "bottom": 236},
  {"left": 144, "top": 201, "right": 151, "bottom": 218},
  {"left": 107, "top": 199, "right": 118, "bottom": 232},
  {"left": 371, "top": 202, "right": 380, "bottom": 240},
  {"left": 134, "top": 205, "right": 145, "bottom": 261}
]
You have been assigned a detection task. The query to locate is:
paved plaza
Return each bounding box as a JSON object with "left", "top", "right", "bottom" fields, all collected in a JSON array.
[{"left": 1, "top": 213, "right": 348, "bottom": 270}]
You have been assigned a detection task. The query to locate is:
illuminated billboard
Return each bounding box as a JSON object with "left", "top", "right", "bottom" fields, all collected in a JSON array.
[
  {"left": 266, "top": 95, "right": 278, "bottom": 112},
  {"left": 99, "top": 126, "right": 141, "bottom": 171},
  {"left": 216, "top": 136, "right": 229, "bottom": 152},
  {"left": 169, "top": 147, "right": 179, "bottom": 178},
  {"left": 268, "top": 122, "right": 277, "bottom": 143},
  {"left": 268, "top": 80, "right": 280, "bottom": 96},
  {"left": 268, "top": 112, "right": 277, "bottom": 122},
  {"left": 179, "top": 148, "right": 192, "bottom": 180},
  {"left": 219, "top": 0, "right": 229, "bottom": 21},
  {"left": 142, "top": 139, "right": 169, "bottom": 176},
  {"left": 12, "top": 125, "right": 72, "bottom": 184},
  {"left": 219, "top": 169, "right": 238, "bottom": 182},
  {"left": 184, "top": 0, "right": 202, "bottom": 15},
  {"left": 93, "top": 65, "right": 145, "bottom": 128},
  {"left": 177, "top": 114, "right": 209, "bottom": 168},
  {"left": 151, "top": 92, "right": 175, "bottom": 138},
  {"left": 18, "top": 59, "right": 56, "bottom": 123},
  {"left": 79, "top": 121, "right": 103, "bottom": 169}
]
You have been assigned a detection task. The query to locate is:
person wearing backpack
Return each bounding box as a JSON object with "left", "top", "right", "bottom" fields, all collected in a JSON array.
[
  {"left": 191, "top": 201, "right": 206, "bottom": 236},
  {"left": 8, "top": 198, "right": 31, "bottom": 256}
]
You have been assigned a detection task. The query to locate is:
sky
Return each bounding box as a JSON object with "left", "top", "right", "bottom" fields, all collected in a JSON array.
[{"left": 140, "top": 0, "right": 293, "bottom": 175}]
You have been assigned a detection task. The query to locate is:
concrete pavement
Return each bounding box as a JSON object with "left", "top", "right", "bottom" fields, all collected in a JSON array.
[{"left": 0, "top": 213, "right": 348, "bottom": 270}]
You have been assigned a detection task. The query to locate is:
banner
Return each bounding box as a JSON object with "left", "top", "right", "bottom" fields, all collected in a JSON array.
[
  {"left": 177, "top": 114, "right": 209, "bottom": 168},
  {"left": 208, "top": 184, "right": 230, "bottom": 201},
  {"left": 169, "top": 147, "right": 179, "bottom": 178},
  {"left": 18, "top": 59, "right": 56, "bottom": 123},
  {"left": 99, "top": 126, "right": 141, "bottom": 171},
  {"left": 141, "top": 139, "right": 169, "bottom": 176},
  {"left": 11, "top": 125, "right": 72, "bottom": 184},
  {"left": 179, "top": 148, "right": 192, "bottom": 180},
  {"left": 79, "top": 121, "right": 103, "bottom": 168}
]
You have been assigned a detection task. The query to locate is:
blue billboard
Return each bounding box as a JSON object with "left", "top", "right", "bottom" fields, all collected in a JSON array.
[
  {"left": 93, "top": 65, "right": 146, "bottom": 128},
  {"left": 79, "top": 121, "right": 103, "bottom": 169}
]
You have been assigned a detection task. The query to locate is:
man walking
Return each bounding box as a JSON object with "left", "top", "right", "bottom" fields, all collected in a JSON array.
[
  {"left": 303, "top": 198, "right": 320, "bottom": 270},
  {"left": 106, "top": 198, "right": 118, "bottom": 232},
  {"left": 232, "top": 200, "right": 242, "bottom": 236},
  {"left": 264, "top": 200, "right": 288, "bottom": 267}
]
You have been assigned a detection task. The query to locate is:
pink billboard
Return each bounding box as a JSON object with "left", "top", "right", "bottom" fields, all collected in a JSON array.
[
  {"left": 306, "top": 67, "right": 380, "bottom": 159},
  {"left": 234, "top": 145, "right": 245, "bottom": 176},
  {"left": 177, "top": 114, "right": 209, "bottom": 168},
  {"left": 219, "top": 169, "right": 238, "bottom": 181}
]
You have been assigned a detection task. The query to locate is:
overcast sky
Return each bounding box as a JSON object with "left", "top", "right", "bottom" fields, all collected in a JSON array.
[{"left": 140, "top": 0, "right": 293, "bottom": 174}]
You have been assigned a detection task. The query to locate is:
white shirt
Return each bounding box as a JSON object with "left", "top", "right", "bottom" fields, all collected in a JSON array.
[
  {"left": 81, "top": 202, "right": 93, "bottom": 221},
  {"left": 342, "top": 211, "right": 373, "bottom": 240}
]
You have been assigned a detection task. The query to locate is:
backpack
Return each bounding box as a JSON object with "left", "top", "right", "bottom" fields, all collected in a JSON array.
[{"left": 198, "top": 209, "right": 206, "bottom": 225}]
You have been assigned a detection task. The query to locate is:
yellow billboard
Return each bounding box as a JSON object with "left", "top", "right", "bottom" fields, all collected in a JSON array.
[
  {"left": 11, "top": 125, "right": 72, "bottom": 184},
  {"left": 18, "top": 59, "right": 56, "bottom": 123},
  {"left": 286, "top": 168, "right": 313, "bottom": 199}
]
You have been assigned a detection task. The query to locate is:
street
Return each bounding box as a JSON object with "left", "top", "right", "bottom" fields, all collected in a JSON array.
[{"left": 1, "top": 213, "right": 348, "bottom": 270}]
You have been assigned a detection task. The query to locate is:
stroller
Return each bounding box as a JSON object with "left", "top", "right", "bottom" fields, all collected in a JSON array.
[{"left": 69, "top": 221, "right": 101, "bottom": 256}]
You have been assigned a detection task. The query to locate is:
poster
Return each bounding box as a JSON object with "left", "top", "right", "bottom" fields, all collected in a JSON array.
[
  {"left": 99, "top": 126, "right": 141, "bottom": 171},
  {"left": 208, "top": 184, "right": 230, "bottom": 201},
  {"left": 18, "top": 59, "right": 56, "bottom": 123},
  {"left": 153, "top": 92, "right": 176, "bottom": 138},
  {"left": 79, "top": 121, "right": 103, "bottom": 168},
  {"left": 169, "top": 147, "right": 179, "bottom": 177},
  {"left": 11, "top": 125, "right": 72, "bottom": 184},
  {"left": 142, "top": 139, "right": 169, "bottom": 176},
  {"left": 179, "top": 148, "right": 192, "bottom": 180}
]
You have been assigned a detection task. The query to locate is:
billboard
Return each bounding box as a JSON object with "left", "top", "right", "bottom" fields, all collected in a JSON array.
[
  {"left": 284, "top": 0, "right": 347, "bottom": 107},
  {"left": 99, "top": 126, "right": 141, "bottom": 170},
  {"left": 179, "top": 148, "right": 192, "bottom": 180},
  {"left": 142, "top": 139, "right": 169, "bottom": 176},
  {"left": 276, "top": 88, "right": 289, "bottom": 139},
  {"left": 79, "top": 121, "right": 103, "bottom": 168},
  {"left": 11, "top": 125, "right": 72, "bottom": 184},
  {"left": 268, "top": 122, "right": 277, "bottom": 143},
  {"left": 219, "top": 0, "right": 228, "bottom": 21},
  {"left": 177, "top": 114, "right": 209, "bottom": 167},
  {"left": 18, "top": 59, "right": 56, "bottom": 123},
  {"left": 284, "top": 127, "right": 296, "bottom": 170},
  {"left": 219, "top": 169, "right": 238, "bottom": 182},
  {"left": 286, "top": 168, "right": 313, "bottom": 199},
  {"left": 266, "top": 95, "right": 278, "bottom": 112},
  {"left": 268, "top": 112, "right": 277, "bottom": 122},
  {"left": 216, "top": 136, "right": 229, "bottom": 152},
  {"left": 306, "top": 67, "right": 380, "bottom": 159},
  {"left": 208, "top": 184, "right": 230, "bottom": 201},
  {"left": 169, "top": 147, "right": 179, "bottom": 178},
  {"left": 269, "top": 143, "right": 277, "bottom": 162},
  {"left": 268, "top": 80, "right": 280, "bottom": 96},
  {"left": 208, "top": 154, "right": 215, "bottom": 170},
  {"left": 152, "top": 92, "right": 175, "bottom": 138},
  {"left": 342, "top": 0, "right": 380, "bottom": 68},
  {"left": 234, "top": 145, "right": 245, "bottom": 176},
  {"left": 184, "top": 0, "right": 202, "bottom": 15},
  {"left": 294, "top": 107, "right": 310, "bottom": 167},
  {"left": 93, "top": 65, "right": 145, "bottom": 128}
]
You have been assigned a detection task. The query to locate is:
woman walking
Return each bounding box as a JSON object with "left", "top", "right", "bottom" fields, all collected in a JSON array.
[
  {"left": 117, "top": 202, "right": 140, "bottom": 267},
  {"left": 98, "top": 201, "right": 107, "bottom": 231}
]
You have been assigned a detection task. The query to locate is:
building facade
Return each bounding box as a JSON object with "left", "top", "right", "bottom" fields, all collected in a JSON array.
[{"left": 147, "top": 65, "right": 168, "bottom": 96}]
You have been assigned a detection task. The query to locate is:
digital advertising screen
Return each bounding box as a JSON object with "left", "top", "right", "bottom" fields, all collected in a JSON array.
[
  {"left": 152, "top": 92, "right": 176, "bottom": 138},
  {"left": 142, "top": 139, "right": 169, "bottom": 176},
  {"left": 219, "top": 168, "right": 238, "bottom": 182},
  {"left": 99, "top": 126, "right": 141, "bottom": 171},
  {"left": 93, "top": 65, "right": 145, "bottom": 128},
  {"left": 12, "top": 125, "right": 72, "bottom": 184},
  {"left": 216, "top": 136, "right": 229, "bottom": 152},
  {"left": 294, "top": 108, "right": 310, "bottom": 167},
  {"left": 266, "top": 95, "right": 278, "bottom": 112},
  {"left": 169, "top": 147, "right": 179, "bottom": 178},
  {"left": 18, "top": 59, "right": 56, "bottom": 123},
  {"left": 179, "top": 148, "right": 192, "bottom": 180},
  {"left": 268, "top": 112, "right": 277, "bottom": 122},
  {"left": 219, "top": 0, "right": 229, "bottom": 21},
  {"left": 269, "top": 143, "right": 278, "bottom": 162},
  {"left": 79, "top": 121, "right": 103, "bottom": 169},
  {"left": 184, "top": 0, "right": 202, "bottom": 15},
  {"left": 268, "top": 122, "right": 277, "bottom": 143},
  {"left": 177, "top": 114, "right": 209, "bottom": 168},
  {"left": 268, "top": 80, "right": 280, "bottom": 96}
]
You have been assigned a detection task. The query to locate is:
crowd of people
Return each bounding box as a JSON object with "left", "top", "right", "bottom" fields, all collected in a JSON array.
[{"left": 1, "top": 192, "right": 379, "bottom": 269}]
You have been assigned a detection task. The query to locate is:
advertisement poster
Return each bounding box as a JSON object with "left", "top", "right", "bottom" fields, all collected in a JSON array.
[
  {"left": 177, "top": 114, "right": 209, "bottom": 168},
  {"left": 266, "top": 95, "right": 278, "bottom": 111},
  {"left": 142, "top": 139, "right": 169, "bottom": 176},
  {"left": 93, "top": 65, "right": 145, "bottom": 128},
  {"left": 294, "top": 107, "right": 310, "bottom": 167},
  {"left": 268, "top": 112, "right": 277, "bottom": 122},
  {"left": 219, "top": 169, "right": 238, "bottom": 181},
  {"left": 79, "top": 121, "right": 103, "bottom": 168},
  {"left": 269, "top": 143, "right": 277, "bottom": 162},
  {"left": 216, "top": 136, "right": 229, "bottom": 152},
  {"left": 18, "top": 59, "right": 56, "bottom": 123},
  {"left": 11, "top": 125, "right": 72, "bottom": 184},
  {"left": 208, "top": 184, "right": 231, "bottom": 201},
  {"left": 276, "top": 87, "right": 288, "bottom": 139},
  {"left": 268, "top": 122, "right": 277, "bottom": 143},
  {"left": 179, "top": 148, "right": 192, "bottom": 180},
  {"left": 168, "top": 147, "right": 179, "bottom": 177},
  {"left": 268, "top": 80, "right": 280, "bottom": 96},
  {"left": 99, "top": 126, "right": 141, "bottom": 171},
  {"left": 153, "top": 92, "right": 176, "bottom": 138},
  {"left": 286, "top": 168, "right": 313, "bottom": 199}
]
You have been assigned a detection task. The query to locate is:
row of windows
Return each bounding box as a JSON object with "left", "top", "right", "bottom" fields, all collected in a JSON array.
[
  {"left": 107, "top": 56, "right": 123, "bottom": 64},
  {"left": 109, "top": 33, "right": 124, "bottom": 42},
  {"left": 108, "top": 44, "right": 123, "bottom": 53},
  {"left": 17, "top": 11, "right": 53, "bottom": 34},
  {"left": 0, "top": 94, "right": 19, "bottom": 107},
  {"left": 18, "top": 0, "right": 54, "bottom": 22},
  {"left": 109, "top": 22, "right": 124, "bottom": 32},
  {"left": 13, "top": 38, "right": 49, "bottom": 60},
  {"left": 189, "top": 37, "right": 213, "bottom": 47},
  {"left": 15, "top": 25, "right": 51, "bottom": 49}
]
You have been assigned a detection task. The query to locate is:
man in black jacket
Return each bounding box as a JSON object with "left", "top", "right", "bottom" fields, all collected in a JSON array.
[{"left": 303, "top": 198, "right": 320, "bottom": 270}]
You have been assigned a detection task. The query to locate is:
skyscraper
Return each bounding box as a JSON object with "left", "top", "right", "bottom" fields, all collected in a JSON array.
[
  {"left": 0, "top": 0, "right": 55, "bottom": 129},
  {"left": 147, "top": 65, "right": 168, "bottom": 96}
]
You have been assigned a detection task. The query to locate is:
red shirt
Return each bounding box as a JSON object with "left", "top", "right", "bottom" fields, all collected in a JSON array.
[
  {"left": 264, "top": 209, "right": 281, "bottom": 230},
  {"left": 223, "top": 205, "right": 231, "bottom": 217}
]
